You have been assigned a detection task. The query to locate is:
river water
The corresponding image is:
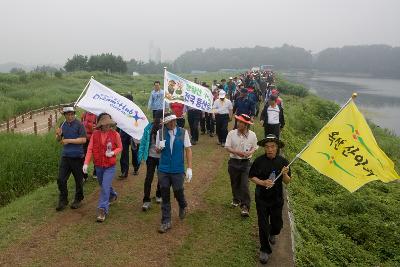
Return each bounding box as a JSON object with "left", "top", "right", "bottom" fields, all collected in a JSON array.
[{"left": 282, "top": 71, "right": 400, "bottom": 136}]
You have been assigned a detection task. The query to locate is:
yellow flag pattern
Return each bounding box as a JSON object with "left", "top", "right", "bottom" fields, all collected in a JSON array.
[{"left": 299, "top": 100, "right": 400, "bottom": 192}]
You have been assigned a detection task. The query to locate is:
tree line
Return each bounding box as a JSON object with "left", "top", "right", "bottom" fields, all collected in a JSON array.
[{"left": 62, "top": 45, "right": 400, "bottom": 78}]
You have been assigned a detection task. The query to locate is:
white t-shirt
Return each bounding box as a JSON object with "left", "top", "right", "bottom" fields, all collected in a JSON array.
[
  {"left": 267, "top": 105, "right": 280, "bottom": 124},
  {"left": 225, "top": 129, "right": 258, "bottom": 159},
  {"left": 213, "top": 99, "right": 233, "bottom": 115},
  {"left": 156, "top": 127, "right": 191, "bottom": 154}
]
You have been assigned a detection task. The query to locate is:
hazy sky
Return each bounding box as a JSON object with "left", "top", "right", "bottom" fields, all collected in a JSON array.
[{"left": 1, "top": 0, "right": 399, "bottom": 65}]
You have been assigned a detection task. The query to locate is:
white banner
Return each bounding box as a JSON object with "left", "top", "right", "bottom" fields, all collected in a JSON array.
[
  {"left": 76, "top": 78, "right": 149, "bottom": 140},
  {"left": 164, "top": 70, "right": 213, "bottom": 112}
]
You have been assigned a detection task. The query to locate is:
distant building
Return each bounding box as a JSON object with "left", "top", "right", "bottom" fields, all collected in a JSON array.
[{"left": 132, "top": 72, "right": 140, "bottom": 76}]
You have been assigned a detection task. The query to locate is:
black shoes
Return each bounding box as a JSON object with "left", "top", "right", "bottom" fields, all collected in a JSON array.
[
  {"left": 70, "top": 200, "right": 82, "bottom": 209},
  {"left": 56, "top": 201, "right": 68, "bottom": 211}
]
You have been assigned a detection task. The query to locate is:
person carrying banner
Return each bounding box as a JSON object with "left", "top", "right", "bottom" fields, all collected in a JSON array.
[
  {"left": 213, "top": 90, "right": 233, "bottom": 146},
  {"left": 81, "top": 111, "right": 97, "bottom": 180},
  {"left": 83, "top": 113, "right": 122, "bottom": 222},
  {"left": 156, "top": 113, "right": 192, "bottom": 233},
  {"left": 248, "top": 134, "right": 291, "bottom": 264},
  {"left": 138, "top": 113, "right": 163, "bottom": 211},
  {"left": 260, "top": 95, "right": 285, "bottom": 139},
  {"left": 225, "top": 114, "right": 258, "bottom": 217},
  {"left": 148, "top": 81, "right": 164, "bottom": 118},
  {"left": 55, "top": 106, "right": 87, "bottom": 211}
]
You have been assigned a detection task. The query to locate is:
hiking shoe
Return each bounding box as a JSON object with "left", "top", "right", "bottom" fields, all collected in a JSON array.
[
  {"left": 259, "top": 251, "right": 269, "bottom": 264},
  {"left": 231, "top": 200, "right": 240, "bottom": 207},
  {"left": 241, "top": 206, "right": 250, "bottom": 217},
  {"left": 158, "top": 222, "right": 171, "bottom": 233},
  {"left": 155, "top": 197, "right": 162, "bottom": 204},
  {"left": 109, "top": 195, "right": 118, "bottom": 204},
  {"left": 179, "top": 207, "right": 186, "bottom": 220},
  {"left": 70, "top": 200, "right": 82, "bottom": 209},
  {"left": 142, "top": 202, "right": 151, "bottom": 211},
  {"left": 269, "top": 235, "right": 277, "bottom": 245},
  {"left": 96, "top": 208, "right": 106, "bottom": 222},
  {"left": 56, "top": 201, "right": 68, "bottom": 211}
]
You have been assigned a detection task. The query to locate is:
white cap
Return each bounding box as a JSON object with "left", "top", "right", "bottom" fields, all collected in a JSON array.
[
  {"left": 62, "top": 106, "right": 75, "bottom": 114},
  {"left": 229, "top": 77, "right": 233, "bottom": 80},
  {"left": 219, "top": 90, "right": 226, "bottom": 98},
  {"left": 162, "top": 114, "right": 177, "bottom": 124}
]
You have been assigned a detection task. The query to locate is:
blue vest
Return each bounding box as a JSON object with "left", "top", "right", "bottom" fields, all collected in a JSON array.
[
  {"left": 61, "top": 119, "right": 85, "bottom": 158},
  {"left": 159, "top": 127, "right": 185, "bottom": 174}
]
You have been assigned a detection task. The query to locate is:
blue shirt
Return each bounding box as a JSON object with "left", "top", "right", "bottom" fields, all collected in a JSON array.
[
  {"left": 148, "top": 89, "right": 164, "bottom": 111},
  {"left": 233, "top": 96, "right": 255, "bottom": 117},
  {"left": 61, "top": 119, "right": 86, "bottom": 158}
]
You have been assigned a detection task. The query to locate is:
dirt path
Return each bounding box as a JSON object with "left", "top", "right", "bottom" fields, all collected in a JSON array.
[{"left": 0, "top": 131, "right": 295, "bottom": 266}]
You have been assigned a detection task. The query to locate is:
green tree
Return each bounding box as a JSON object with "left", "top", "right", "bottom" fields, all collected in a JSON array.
[{"left": 64, "top": 54, "right": 89, "bottom": 72}]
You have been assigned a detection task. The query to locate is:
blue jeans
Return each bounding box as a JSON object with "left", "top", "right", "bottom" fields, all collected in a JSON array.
[
  {"left": 95, "top": 165, "right": 117, "bottom": 214},
  {"left": 158, "top": 172, "right": 187, "bottom": 224}
]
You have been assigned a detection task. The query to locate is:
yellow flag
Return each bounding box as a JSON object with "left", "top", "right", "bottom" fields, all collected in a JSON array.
[{"left": 299, "top": 99, "right": 400, "bottom": 192}]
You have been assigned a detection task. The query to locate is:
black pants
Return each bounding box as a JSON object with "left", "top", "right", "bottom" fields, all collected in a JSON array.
[
  {"left": 188, "top": 109, "right": 201, "bottom": 142},
  {"left": 120, "top": 139, "right": 140, "bottom": 175},
  {"left": 256, "top": 201, "right": 284, "bottom": 254},
  {"left": 215, "top": 114, "right": 229, "bottom": 143},
  {"left": 57, "top": 157, "right": 84, "bottom": 202},
  {"left": 264, "top": 123, "right": 280, "bottom": 139},
  {"left": 143, "top": 157, "right": 161, "bottom": 202},
  {"left": 200, "top": 115, "right": 206, "bottom": 133},
  {"left": 177, "top": 118, "right": 185, "bottom": 128},
  {"left": 152, "top": 109, "right": 163, "bottom": 119},
  {"left": 227, "top": 158, "right": 251, "bottom": 208},
  {"left": 205, "top": 113, "right": 215, "bottom": 134}
]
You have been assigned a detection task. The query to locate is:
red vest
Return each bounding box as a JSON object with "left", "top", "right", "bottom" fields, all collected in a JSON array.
[{"left": 92, "top": 130, "right": 118, "bottom": 168}]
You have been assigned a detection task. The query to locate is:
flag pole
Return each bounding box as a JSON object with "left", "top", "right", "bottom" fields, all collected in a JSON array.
[
  {"left": 161, "top": 67, "right": 167, "bottom": 141},
  {"left": 74, "top": 76, "right": 94, "bottom": 108},
  {"left": 272, "top": 93, "right": 358, "bottom": 183}
]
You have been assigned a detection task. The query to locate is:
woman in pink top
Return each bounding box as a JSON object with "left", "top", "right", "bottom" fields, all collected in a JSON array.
[{"left": 83, "top": 113, "right": 122, "bottom": 222}]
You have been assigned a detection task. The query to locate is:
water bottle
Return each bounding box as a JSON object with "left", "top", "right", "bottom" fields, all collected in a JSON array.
[
  {"left": 106, "top": 141, "right": 112, "bottom": 153},
  {"left": 268, "top": 170, "right": 276, "bottom": 182}
]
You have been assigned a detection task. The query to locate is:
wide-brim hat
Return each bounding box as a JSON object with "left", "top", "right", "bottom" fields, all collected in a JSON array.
[
  {"left": 62, "top": 106, "right": 75, "bottom": 114},
  {"left": 257, "top": 134, "right": 284, "bottom": 148},
  {"left": 96, "top": 116, "right": 116, "bottom": 128},
  {"left": 234, "top": 114, "right": 253, "bottom": 125},
  {"left": 162, "top": 114, "right": 177, "bottom": 124}
]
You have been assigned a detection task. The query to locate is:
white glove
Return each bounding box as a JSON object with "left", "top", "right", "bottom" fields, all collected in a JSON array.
[
  {"left": 82, "top": 164, "right": 88, "bottom": 174},
  {"left": 159, "top": 140, "right": 166, "bottom": 150},
  {"left": 185, "top": 168, "right": 193, "bottom": 182},
  {"left": 105, "top": 150, "right": 115, "bottom": 157}
]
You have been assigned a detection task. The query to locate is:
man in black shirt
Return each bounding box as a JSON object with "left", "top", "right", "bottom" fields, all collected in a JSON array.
[{"left": 249, "top": 134, "right": 291, "bottom": 264}]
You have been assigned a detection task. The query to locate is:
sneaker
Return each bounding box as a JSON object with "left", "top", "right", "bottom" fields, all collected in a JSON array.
[
  {"left": 96, "top": 208, "right": 106, "bottom": 222},
  {"left": 118, "top": 173, "right": 128, "bottom": 179},
  {"left": 155, "top": 197, "right": 162, "bottom": 204},
  {"left": 109, "top": 195, "right": 118, "bottom": 204},
  {"left": 269, "top": 235, "right": 277, "bottom": 245},
  {"left": 259, "top": 251, "right": 269, "bottom": 264},
  {"left": 158, "top": 222, "right": 171, "bottom": 233},
  {"left": 56, "top": 200, "right": 68, "bottom": 211},
  {"left": 70, "top": 200, "right": 82, "bottom": 209},
  {"left": 142, "top": 201, "right": 151, "bottom": 211},
  {"left": 179, "top": 207, "right": 186, "bottom": 220},
  {"left": 241, "top": 206, "right": 250, "bottom": 217},
  {"left": 231, "top": 200, "right": 240, "bottom": 207}
]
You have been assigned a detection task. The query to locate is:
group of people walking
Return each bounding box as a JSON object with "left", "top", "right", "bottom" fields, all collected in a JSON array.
[{"left": 54, "top": 69, "right": 290, "bottom": 264}]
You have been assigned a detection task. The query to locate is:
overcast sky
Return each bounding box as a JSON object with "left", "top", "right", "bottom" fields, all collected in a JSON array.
[{"left": 1, "top": 0, "right": 399, "bottom": 65}]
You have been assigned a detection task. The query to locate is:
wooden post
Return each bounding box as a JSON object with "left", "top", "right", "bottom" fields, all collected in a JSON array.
[
  {"left": 43, "top": 107, "right": 46, "bottom": 115},
  {"left": 55, "top": 112, "right": 58, "bottom": 122},
  {"left": 6, "top": 121, "right": 9, "bottom": 132},
  {"left": 29, "top": 111, "right": 33, "bottom": 119},
  {"left": 13, "top": 117, "right": 17, "bottom": 128},
  {"left": 49, "top": 114, "right": 53, "bottom": 127},
  {"left": 34, "top": 122, "right": 37, "bottom": 135},
  {"left": 22, "top": 114, "right": 25, "bottom": 123},
  {"left": 48, "top": 118, "right": 51, "bottom": 132}
]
